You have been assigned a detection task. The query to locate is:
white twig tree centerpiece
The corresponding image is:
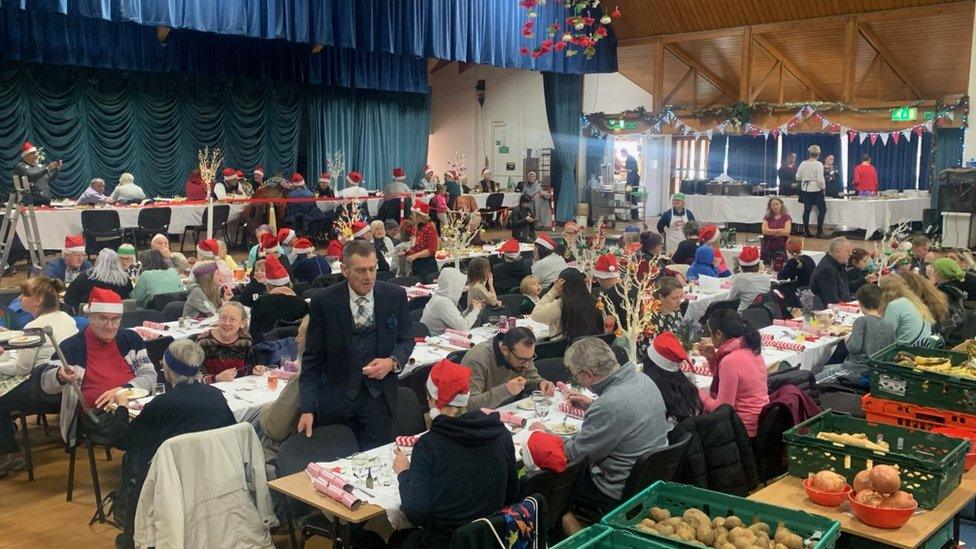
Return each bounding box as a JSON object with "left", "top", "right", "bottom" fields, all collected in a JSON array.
[
  {"left": 874, "top": 219, "right": 913, "bottom": 277},
  {"left": 564, "top": 218, "right": 608, "bottom": 286},
  {"left": 601, "top": 250, "right": 662, "bottom": 366},
  {"left": 440, "top": 210, "right": 480, "bottom": 270},
  {"left": 327, "top": 150, "right": 346, "bottom": 189},
  {"left": 197, "top": 147, "right": 223, "bottom": 239}
]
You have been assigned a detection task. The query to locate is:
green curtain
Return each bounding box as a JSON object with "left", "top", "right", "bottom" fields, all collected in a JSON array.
[
  {"left": 0, "top": 61, "right": 302, "bottom": 198},
  {"left": 305, "top": 87, "right": 431, "bottom": 190},
  {"left": 543, "top": 71, "right": 582, "bottom": 222}
]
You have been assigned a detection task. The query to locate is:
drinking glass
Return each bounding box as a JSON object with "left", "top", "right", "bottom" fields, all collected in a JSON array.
[
  {"left": 153, "top": 383, "right": 166, "bottom": 396},
  {"left": 488, "top": 316, "right": 499, "bottom": 328},
  {"left": 351, "top": 456, "right": 369, "bottom": 481}
]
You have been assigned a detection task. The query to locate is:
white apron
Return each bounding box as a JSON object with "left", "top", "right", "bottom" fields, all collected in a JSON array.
[{"left": 664, "top": 208, "right": 689, "bottom": 255}]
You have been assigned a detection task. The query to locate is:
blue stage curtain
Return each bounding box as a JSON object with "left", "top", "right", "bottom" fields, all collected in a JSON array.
[
  {"left": 0, "top": 6, "right": 429, "bottom": 93},
  {"left": 847, "top": 133, "right": 926, "bottom": 191},
  {"left": 10, "top": 0, "right": 617, "bottom": 74},
  {"left": 304, "top": 87, "right": 430, "bottom": 191},
  {"left": 935, "top": 128, "right": 964, "bottom": 173},
  {"left": 726, "top": 135, "right": 777, "bottom": 184},
  {"left": 782, "top": 133, "right": 839, "bottom": 164},
  {"left": 543, "top": 72, "right": 583, "bottom": 223},
  {"left": 0, "top": 61, "right": 302, "bottom": 198},
  {"left": 706, "top": 136, "right": 726, "bottom": 179}
]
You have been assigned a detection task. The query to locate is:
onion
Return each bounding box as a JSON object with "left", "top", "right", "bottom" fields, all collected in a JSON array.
[
  {"left": 812, "top": 470, "right": 847, "bottom": 493},
  {"left": 870, "top": 465, "right": 901, "bottom": 495},
  {"left": 855, "top": 489, "right": 884, "bottom": 507},
  {"left": 882, "top": 491, "right": 917, "bottom": 510},
  {"left": 853, "top": 469, "right": 873, "bottom": 493}
]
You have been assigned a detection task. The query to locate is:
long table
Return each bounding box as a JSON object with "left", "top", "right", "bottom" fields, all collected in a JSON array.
[
  {"left": 120, "top": 372, "right": 284, "bottom": 424},
  {"left": 683, "top": 194, "right": 929, "bottom": 238}
]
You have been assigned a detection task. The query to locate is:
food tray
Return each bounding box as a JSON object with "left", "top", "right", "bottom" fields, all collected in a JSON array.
[
  {"left": 551, "top": 525, "right": 655, "bottom": 548},
  {"left": 867, "top": 344, "right": 976, "bottom": 414},
  {"left": 861, "top": 394, "right": 976, "bottom": 432}
]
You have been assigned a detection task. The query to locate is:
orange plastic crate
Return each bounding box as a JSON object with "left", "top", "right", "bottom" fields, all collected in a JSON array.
[{"left": 861, "top": 394, "right": 976, "bottom": 432}]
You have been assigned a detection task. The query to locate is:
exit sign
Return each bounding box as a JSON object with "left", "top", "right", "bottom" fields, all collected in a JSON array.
[
  {"left": 607, "top": 119, "right": 639, "bottom": 131},
  {"left": 891, "top": 107, "right": 918, "bottom": 121}
]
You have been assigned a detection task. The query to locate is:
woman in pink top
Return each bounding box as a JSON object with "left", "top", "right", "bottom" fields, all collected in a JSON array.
[
  {"left": 853, "top": 153, "right": 879, "bottom": 194},
  {"left": 698, "top": 309, "right": 769, "bottom": 437}
]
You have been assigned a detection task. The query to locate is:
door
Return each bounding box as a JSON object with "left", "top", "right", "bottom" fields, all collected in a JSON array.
[{"left": 641, "top": 134, "right": 672, "bottom": 219}]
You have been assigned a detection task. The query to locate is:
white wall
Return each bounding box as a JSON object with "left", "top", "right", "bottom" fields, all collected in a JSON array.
[
  {"left": 428, "top": 64, "right": 552, "bottom": 186},
  {"left": 582, "top": 72, "right": 653, "bottom": 115}
]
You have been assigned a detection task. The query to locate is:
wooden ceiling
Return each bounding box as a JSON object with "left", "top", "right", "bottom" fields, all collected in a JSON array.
[{"left": 613, "top": 0, "right": 974, "bottom": 109}]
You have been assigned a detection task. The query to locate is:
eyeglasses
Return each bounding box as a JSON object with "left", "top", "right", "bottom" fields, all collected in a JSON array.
[
  {"left": 92, "top": 314, "right": 122, "bottom": 325},
  {"left": 511, "top": 352, "right": 537, "bottom": 365}
]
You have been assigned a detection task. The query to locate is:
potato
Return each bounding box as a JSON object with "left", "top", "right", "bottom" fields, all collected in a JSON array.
[
  {"left": 679, "top": 530, "right": 696, "bottom": 542},
  {"left": 639, "top": 518, "right": 656, "bottom": 528},
  {"left": 719, "top": 544, "right": 737, "bottom": 549},
  {"left": 713, "top": 517, "right": 727, "bottom": 529},
  {"left": 662, "top": 517, "right": 683, "bottom": 528},
  {"left": 655, "top": 524, "right": 675, "bottom": 536},
  {"left": 696, "top": 524, "right": 716, "bottom": 545},
  {"left": 773, "top": 528, "right": 803, "bottom": 549},
  {"left": 713, "top": 532, "right": 728, "bottom": 548},
  {"left": 754, "top": 530, "right": 771, "bottom": 548},
  {"left": 684, "top": 508, "right": 712, "bottom": 529},
  {"left": 749, "top": 523, "right": 770, "bottom": 535},
  {"left": 650, "top": 506, "right": 671, "bottom": 522},
  {"left": 725, "top": 516, "right": 744, "bottom": 529},
  {"left": 636, "top": 522, "right": 656, "bottom": 534},
  {"left": 731, "top": 539, "right": 754, "bottom": 549},
  {"left": 774, "top": 544, "right": 790, "bottom": 549},
  {"left": 729, "top": 527, "right": 756, "bottom": 541}
]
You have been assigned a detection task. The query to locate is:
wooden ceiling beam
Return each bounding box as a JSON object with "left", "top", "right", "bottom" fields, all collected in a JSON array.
[
  {"left": 841, "top": 16, "right": 859, "bottom": 104},
  {"left": 855, "top": 52, "right": 883, "bottom": 97},
  {"left": 753, "top": 34, "right": 831, "bottom": 101},
  {"left": 665, "top": 43, "right": 737, "bottom": 99},
  {"left": 750, "top": 61, "right": 780, "bottom": 102},
  {"left": 618, "top": 27, "right": 743, "bottom": 47},
  {"left": 653, "top": 40, "right": 665, "bottom": 110},
  {"left": 858, "top": 24, "right": 925, "bottom": 99},
  {"left": 740, "top": 27, "right": 753, "bottom": 102},
  {"left": 662, "top": 68, "right": 694, "bottom": 106}
]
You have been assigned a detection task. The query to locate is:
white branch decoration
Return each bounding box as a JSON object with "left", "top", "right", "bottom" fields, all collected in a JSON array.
[
  {"left": 326, "top": 150, "right": 346, "bottom": 187},
  {"left": 600, "top": 249, "right": 662, "bottom": 366},
  {"left": 440, "top": 210, "right": 481, "bottom": 270},
  {"left": 564, "top": 218, "right": 608, "bottom": 287},
  {"left": 197, "top": 147, "right": 222, "bottom": 239}
]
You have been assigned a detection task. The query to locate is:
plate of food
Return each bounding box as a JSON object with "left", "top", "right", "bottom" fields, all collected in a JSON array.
[
  {"left": 7, "top": 334, "right": 41, "bottom": 348},
  {"left": 517, "top": 401, "right": 536, "bottom": 411},
  {"left": 119, "top": 388, "right": 150, "bottom": 400},
  {"left": 547, "top": 422, "right": 580, "bottom": 436},
  {"left": 0, "top": 331, "right": 24, "bottom": 344}
]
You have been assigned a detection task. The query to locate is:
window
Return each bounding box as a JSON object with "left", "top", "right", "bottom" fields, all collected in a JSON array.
[{"left": 670, "top": 137, "right": 710, "bottom": 192}]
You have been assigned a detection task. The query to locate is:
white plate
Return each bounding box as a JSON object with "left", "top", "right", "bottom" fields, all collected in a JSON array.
[
  {"left": 8, "top": 335, "right": 41, "bottom": 347},
  {"left": 0, "top": 331, "right": 25, "bottom": 344},
  {"left": 120, "top": 388, "right": 149, "bottom": 399},
  {"left": 546, "top": 422, "right": 580, "bottom": 436},
  {"left": 517, "top": 401, "right": 536, "bottom": 411}
]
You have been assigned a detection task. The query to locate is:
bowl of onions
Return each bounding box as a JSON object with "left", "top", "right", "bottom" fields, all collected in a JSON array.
[
  {"left": 803, "top": 471, "right": 851, "bottom": 506},
  {"left": 848, "top": 490, "right": 917, "bottom": 528}
]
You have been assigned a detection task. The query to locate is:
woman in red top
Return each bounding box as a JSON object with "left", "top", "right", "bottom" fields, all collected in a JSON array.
[
  {"left": 760, "top": 197, "right": 792, "bottom": 269},
  {"left": 185, "top": 170, "right": 208, "bottom": 201},
  {"left": 853, "top": 153, "right": 879, "bottom": 194},
  {"left": 403, "top": 200, "right": 439, "bottom": 280}
]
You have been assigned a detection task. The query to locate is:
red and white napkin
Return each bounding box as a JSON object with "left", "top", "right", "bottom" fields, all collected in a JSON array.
[
  {"left": 396, "top": 435, "right": 420, "bottom": 447},
  {"left": 680, "top": 360, "right": 712, "bottom": 376},
  {"left": 405, "top": 286, "right": 432, "bottom": 300},
  {"left": 444, "top": 328, "right": 472, "bottom": 338},
  {"left": 482, "top": 408, "right": 526, "bottom": 427},
  {"left": 132, "top": 327, "right": 161, "bottom": 341},
  {"left": 558, "top": 402, "right": 586, "bottom": 419},
  {"left": 829, "top": 303, "right": 860, "bottom": 314},
  {"left": 555, "top": 381, "right": 573, "bottom": 397},
  {"left": 773, "top": 319, "right": 802, "bottom": 329},
  {"left": 307, "top": 463, "right": 362, "bottom": 510},
  {"left": 142, "top": 321, "right": 168, "bottom": 331}
]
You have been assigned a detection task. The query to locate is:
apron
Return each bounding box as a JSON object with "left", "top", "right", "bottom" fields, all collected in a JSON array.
[{"left": 664, "top": 209, "right": 689, "bottom": 255}]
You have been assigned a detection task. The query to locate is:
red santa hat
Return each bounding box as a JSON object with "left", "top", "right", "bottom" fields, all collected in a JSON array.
[
  {"left": 196, "top": 238, "right": 219, "bottom": 259},
  {"left": 392, "top": 167, "right": 406, "bottom": 181},
  {"left": 292, "top": 237, "right": 314, "bottom": 254},
  {"left": 221, "top": 167, "right": 237, "bottom": 181},
  {"left": 253, "top": 166, "right": 264, "bottom": 177},
  {"left": 284, "top": 172, "right": 304, "bottom": 188},
  {"left": 411, "top": 199, "right": 430, "bottom": 218},
  {"left": 277, "top": 228, "right": 296, "bottom": 246},
  {"left": 426, "top": 359, "right": 471, "bottom": 409},
  {"left": 86, "top": 287, "right": 124, "bottom": 315},
  {"left": 346, "top": 171, "right": 364, "bottom": 186},
  {"left": 535, "top": 233, "right": 556, "bottom": 251},
  {"left": 21, "top": 142, "right": 37, "bottom": 158},
  {"left": 646, "top": 331, "right": 689, "bottom": 373},
  {"left": 352, "top": 221, "right": 371, "bottom": 239},
  {"left": 259, "top": 233, "right": 280, "bottom": 253},
  {"left": 424, "top": 164, "right": 434, "bottom": 175},
  {"left": 498, "top": 238, "right": 522, "bottom": 259},
  {"left": 236, "top": 169, "right": 244, "bottom": 179},
  {"left": 63, "top": 234, "right": 85, "bottom": 254},
  {"left": 517, "top": 430, "right": 567, "bottom": 473},
  {"left": 738, "top": 245, "right": 761, "bottom": 267},
  {"left": 318, "top": 172, "right": 331, "bottom": 183},
  {"left": 593, "top": 253, "right": 620, "bottom": 279},
  {"left": 698, "top": 225, "right": 719, "bottom": 245},
  {"left": 264, "top": 254, "right": 290, "bottom": 286}
]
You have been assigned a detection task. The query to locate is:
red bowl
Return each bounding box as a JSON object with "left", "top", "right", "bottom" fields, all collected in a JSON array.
[
  {"left": 848, "top": 491, "right": 917, "bottom": 529},
  {"left": 931, "top": 427, "right": 976, "bottom": 471},
  {"left": 802, "top": 477, "right": 852, "bottom": 507}
]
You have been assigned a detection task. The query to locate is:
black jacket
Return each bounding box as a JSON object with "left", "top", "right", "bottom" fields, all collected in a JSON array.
[
  {"left": 398, "top": 410, "right": 519, "bottom": 542},
  {"left": 810, "top": 254, "right": 851, "bottom": 305},
  {"left": 669, "top": 404, "right": 760, "bottom": 497},
  {"left": 846, "top": 266, "right": 871, "bottom": 293},
  {"left": 249, "top": 293, "right": 309, "bottom": 342},
  {"left": 509, "top": 205, "right": 536, "bottom": 243},
  {"left": 671, "top": 239, "right": 698, "bottom": 265},
  {"left": 492, "top": 259, "right": 531, "bottom": 294},
  {"left": 777, "top": 255, "right": 816, "bottom": 286},
  {"left": 238, "top": 278, "right": 266, "bottom": 308},
  {"left": 14, "top": 160, "right": 59, "bottom": 205},
  {"left": 63, "top": 272, "right": 133, "bottom": 314}
]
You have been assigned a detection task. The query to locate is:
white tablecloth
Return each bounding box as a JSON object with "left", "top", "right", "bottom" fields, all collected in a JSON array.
[
  {"left": 435, "top": 242, "right": 535, "bottom": 269},
  {"left": 720, "top": 245, "right": 825, "bottom": 267},
  {"left": 683, "top": 195, "right": 928, "bottom": 237},
  {"left": 683, "top": 288, "right": 730, "bottom": 323},
  {"left": 124, "top": 373, "right": 284, "bottom": 423},
  {"left": 402, "top": 318, "right": 550, "bottom": 377}
]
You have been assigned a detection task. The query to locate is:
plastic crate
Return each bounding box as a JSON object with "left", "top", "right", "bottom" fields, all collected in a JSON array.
[
  {"left": 867, "top": 344, "right": 976, "bottom": 414},
  {"left": 601, "top": 481, "right": 840, "bottom": 549},
  {"left": 552, "top": 525, "right": 656, "bottom": 548},
  {"left": 862, "top": 394, "right": 976, "bottom": 432},
  {"left": 784, "top": 410, "right": 969, "bottom": 509}
]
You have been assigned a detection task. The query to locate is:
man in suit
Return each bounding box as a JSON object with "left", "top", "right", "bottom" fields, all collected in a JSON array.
[
  {"left": 13, "top": 141, "right": 61, "bottom": 206},
  {"left": 297, "top": 239, "right": 415, "bottom": 450}
]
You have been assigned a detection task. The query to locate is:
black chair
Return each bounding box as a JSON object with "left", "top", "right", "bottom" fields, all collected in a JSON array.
[
  {"left": 409, "top": 308, "right": 424, "bottom": 324},
  {"left": 534, "top": 357, "right": 570, "bottom": 383},
  {"left": 181, "top": 204, "right": 231, "bottom": 251},
  {"left": 12, "top": 365, "right": 61, "bottom": 481},
  {"left": 408, "top": 294, "right": 431, "bottom": 312},
  {"left": 519, "top": 456, "right": 589, "bottom": 536},
  {"left": 160, "top": 300, "right": 185, "bottom": 322},
  {"left": 264, "top": 323, "right": 300, "bottom": 343},
  {"left": 752, "top": 403, "right": 794, "bottom": 483},
  {"left": 619, "top": 433, "right": 692, "bottom": 500},
  {"left": 422, "top": 272, "right": 438, "bottom": 284},
  {"left": 377, "top": 270, "right": 394, "bottom": 282},
  {"left": 311, "top": 273, "right": 345, "bottom": 289},
  {"left": 767, "top": 367, "right": 819, "bottom": 401},
  {"left": 446, "top": 349, "right": 467, "bottom": 363},
  {"left": 413, "top": 321, "right": 430, "bottom": 339},
  {"left": 535, "top": 339, "right": 568, "bottom": 361},
  {"left": 128, "top": 207, "right": 172, "bottom": 246},
  {"left": 479, "top": 192, "right": 509, "bottom": 228},
  {"left": 497, "top": 294, "right": 524, "bottom": 316},
  {"left": 390, "top": 276, "right": 420, "bottom": 287},
  {"left": 398, "top": 363, "right": 434, "bottom": 413},
  {"left": 80, "top": 210, "right": 124, "bottom": 258},
  {"left": 149, "top": 291, "right": 188, "bottom": 312},
  {"left": 393, "top": 387, "right": 426, "bottom": 437},
  {"left": 741, "top": 306, "right": 773, "bottom": 330},
  {"left": 121, "top": 309, "right": 164, "bottom": 329},
  {"left": 303, "top": 287, "right": 327, "bottom": 301},
  {"left": 699, "top": 298, "right": 741, "bottom": 326}
]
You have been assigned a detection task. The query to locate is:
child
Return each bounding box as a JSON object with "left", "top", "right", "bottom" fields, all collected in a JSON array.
[
  {"left": 519, "top": 275, "right": 542, "bottom": 315},
  {"left": 815, "top": 284, "right": 896, "bottom": 387},
  {"left": 846, "top": 247, "right": 876, "bottom": 293},
  {"left": 430, "top": 184, "right": 449, "bottom": 233},
  {"left": 726, "top": 246, "right": 770, "bottom": 311},
  {"left": 670, "top": 220, "right": 701, "bottom": 265},
  {"left": 394, "top": 219, "right": 416, "bottom": 276},
  {"left": 246, "top": 224, "right": 273, "bottom": 269},
  {"left": 465, "top": 257, "right": 501, "bottom": 309},
  {"left": 216, "top": 239, "right": 239, "bottom": 272}
]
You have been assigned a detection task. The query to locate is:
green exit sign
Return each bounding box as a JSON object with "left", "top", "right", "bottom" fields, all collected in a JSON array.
[
  {"left": 607, "top": 119, "right": 639, "bottom": 131},
  {"left": 891, "top": 107, "right": 918, "bottom": 121}
]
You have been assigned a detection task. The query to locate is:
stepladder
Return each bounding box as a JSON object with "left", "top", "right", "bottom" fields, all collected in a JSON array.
[{"left": 0, "top": 175, "right": 46, "bottom": 282}]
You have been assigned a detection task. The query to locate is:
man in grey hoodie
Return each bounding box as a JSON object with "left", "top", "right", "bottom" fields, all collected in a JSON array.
[{"left": 419, "top": 267, "right": 484, "bottom": 336}]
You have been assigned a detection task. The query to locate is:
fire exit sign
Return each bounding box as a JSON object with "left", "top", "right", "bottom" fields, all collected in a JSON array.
[
  {"left": 891, "top": 107, "right": 917, "bottom": 122},
  {"left": 607, "top": 119, "right": 639, "bottom": 131}
]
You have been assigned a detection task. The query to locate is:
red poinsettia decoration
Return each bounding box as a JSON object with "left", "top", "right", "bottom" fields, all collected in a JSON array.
[{"left": 520, "top": 0, "right": 621, "bottom": 60}]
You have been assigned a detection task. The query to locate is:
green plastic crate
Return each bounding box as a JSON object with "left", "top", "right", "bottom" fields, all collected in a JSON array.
[
  {"left": 784, "top": 410, "right": 969, "bottom": 509},
  {"left": 601, "top": 481, "right": 841, "bottom": 549},
  {"left": 552, "top": 525, "right": 656, "bottom": 548},
  {"left": 867, "top": 344, "right": 976, "bottom": 414}
]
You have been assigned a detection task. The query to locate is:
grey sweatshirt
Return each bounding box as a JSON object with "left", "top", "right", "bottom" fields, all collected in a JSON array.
[
  {"left": 563, "top": 364, "right": 669, "bottom": 500},
  {"left": 182, "top": 282, "right": 219, "bottom": 319},
  {"left": 842, "top": 314, "right": 896, "bottom": 373},
  {"left": 420, "top": 267, "right": 480, "bottom": 336},
  {"left": 727, "top": 272, "right": 772, "bottom": 312}
]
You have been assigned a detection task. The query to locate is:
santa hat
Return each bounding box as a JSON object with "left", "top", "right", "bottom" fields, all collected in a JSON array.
[
  {"left": 222, "top": 168, "right": 237, "bottom": 181},
  {"left": 196, "top": 239, "right": 219, "bottom": 259},
  {"left": 284, "top": 173, "right": 304, "bottom": 188},
  {"left": 291, "top": 237, "right": 314, "bottom": 255},
  {"left": 264, "top": 254, "right": 290, "bottom": 286},
  {"left": 535, "top": 233, "right": 556, "bottom": 251},
  {"left": 392, "top": 167, "right": 406, "bottom": 181},
  {"left": 259, "top": 233, "right": 280, "bottom": 253},
  {"left": 646, "top": 331, "right": 689, "bottom": 373},
  {"left": 738, "top": 245, "right": 761, "bottom": 267},
  {"left": 424, "top": 165, "right": 434, "bottom": 175},
  {"left": 277, "top": 228, "right": 296, "bottom": 246},
  {"left": 593, "top": 253, "right": 620, "bottom": 279},
  {"left": 253, "top": 166, "right": 264, "bottom": 177},
  {"left": 698, "top": 225, "right": 719, "bottom": 245},
  {"left": 352, "top": 221, "right": 371, "bottom": 239},
  {"left": 64, "top": 234, "right": 85, "bottom": 254},
  {"left": 426, "top": 359, "right": 471, "bottom": 409},
  {"left": 498, "top": 238, "right": 521, "bottom": 259},
  {"left": 318, "top": 172, "right": 331, "bottom": 183},
  {"left": 236, "top": 169, "right": 244, "bottom": 179},
  {"left": 21, "top": 142, "right": 37, "bottom": 158},
  {"left": 411, "top": 199, "right": 430, "bottom": 217},
  {"left": 346, "top": 171, "right": 364, "bottom": 186},
  {"left": 85, "top": 287, "right": 123, "bottom": 315},
  {"left": 517, "top": 431, "right": 568, "bottom": 473}
]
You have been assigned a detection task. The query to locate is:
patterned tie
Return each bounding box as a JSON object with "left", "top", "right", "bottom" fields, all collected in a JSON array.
[{"left": 355, "top": 296, "right": 370, "bottom": 329}]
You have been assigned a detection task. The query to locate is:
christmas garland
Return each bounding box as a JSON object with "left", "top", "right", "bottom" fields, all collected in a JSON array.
[{"left": 519, "top": 0, "right": 621, "bottom": 59}]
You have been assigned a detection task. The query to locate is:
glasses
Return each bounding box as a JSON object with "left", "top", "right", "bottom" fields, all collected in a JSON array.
[
  {"left": 92, "top": 314, "right": 122, "bottom": 325},
  {"left": 511, "top": 352, "right": 537, "bottom": 365}
]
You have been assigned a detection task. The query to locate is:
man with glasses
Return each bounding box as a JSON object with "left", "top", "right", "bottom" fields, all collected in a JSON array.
[{"left": 461, "top": 327, "right": 555, "bottom": 410}]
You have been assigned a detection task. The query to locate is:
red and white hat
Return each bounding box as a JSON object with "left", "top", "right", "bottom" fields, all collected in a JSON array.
[
  {"left": 646, "top": 331, "right": 689, "bottom": 373},
  {"left": 292, "top": 237, "right": 314, "bottom": 254},
  {"left": 426, "top": 359, "right": 471, "bottom": 409},
  {"left": 392, "top": 167, "right": 406, "bottom": 181},
  {"left": 318, "top": 172, "right": 330, "bottom": 183},
  {"left": 424, "top": 164, "right": 434, "bottom": 175},
  {"left": 351, "top": 221, "right": 371, "bottom": 238},
  {"left": 86, "top": 287, "right": 123, "bottom": 315},
  {"left": 698, "top": 225, "right": 719, "bottom": 245},
  {"left": 411, "top": 199, "right": 430, "bottom": 217},
  {"left": 517, "top": 430, "right": 567, "bottom": 473},
  {"left": 277, "top": 228, "right": 296, "bottom": 246},
  {"left": 346, "top": 171, "right": 364, "bottom": 186},
  {"left": 282, "top": 172, "right": 304, "bottom": 189},
  {"left": 64, "top": 234, "right": 85, "bottom": 254},
  {"left": 264, "top": 254, "right": 290, "bottom": 286},
  {"left": 222, "top": 167, "right": 237, "bottom": 181},
  {"left": 236, "top": 169, "right": 244, "bottom": 179},
  {"left": 498, "top": 238, "right": 521, "bottom": 258},
  {"left": 535, "top": 233, "right": 556, "bottom": 251},
  {"left": 259, "top": 233, "right": 280, "bottom": 253},
  {"left": 21, "top": 142, "right": 37, "bottom": 158},
  {"left": 196, "top": 239, "right": 219, "bottom": 259},
  {"left": 593, "top": 253, "right": 620, "bottom": 279},
  {"left": 253, "top": 166, "right": 264, "bottom": 177},
  {"left": 738, "top": 245, "right": 761, "bottom": 267},
  {"left": 481, "top": 168, "right": 491, "bottom": 177}
]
